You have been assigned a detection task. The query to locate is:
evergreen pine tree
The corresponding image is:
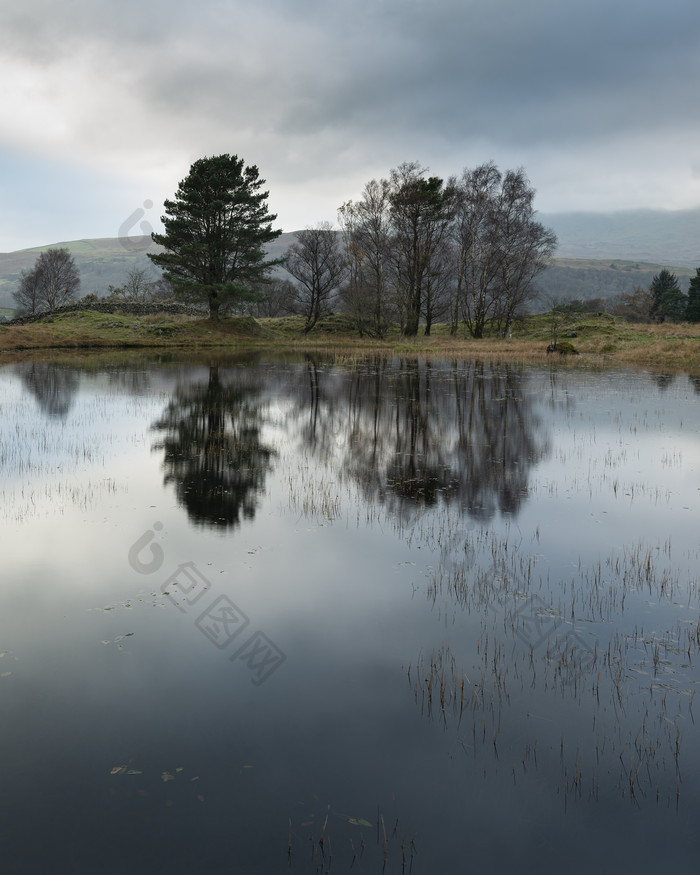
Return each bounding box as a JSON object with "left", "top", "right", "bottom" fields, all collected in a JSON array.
[
  {"left": 149, "top": 154, "right": 282, "bottom": 320},
  {"left": 685, "top": 268, "right": 700, "bottom": 323},
  {"left": 649, "top": 269, "right": 686, "bottom": 323}
]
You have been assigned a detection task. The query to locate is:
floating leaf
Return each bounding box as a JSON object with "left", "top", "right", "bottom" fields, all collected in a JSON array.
[
  {"left": 126, "top": 770, "right": 143, "bottom": 775},
  {"left": 161, "top": 772, "right": 175, "bottom": 782},
  {"left": 175, "top": 767, "right": 184, "bottom": 773},
  {"left": 348, "top": 818, "right": 372, "bottom": 827},
  {"left": 110, "top": 766, "right": 127, "bottom": 775},
  {"left": 1, "top": 672, "right": 12, "bottom": 678}
]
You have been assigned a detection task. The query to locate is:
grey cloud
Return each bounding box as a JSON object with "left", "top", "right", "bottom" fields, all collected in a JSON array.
[
  {"left": 7, "top": 0, "right": 698, "bottom": 150},
  {"left": 2, "top": 0, "right": 700, "bottom": 240}
]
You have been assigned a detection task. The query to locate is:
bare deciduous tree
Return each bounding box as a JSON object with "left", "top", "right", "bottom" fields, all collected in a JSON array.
[
  {"left": 542, "top": 294, "right": 566, "bottom": 350},
  {"left": 108, "top": 266, "right": 157, "bottom": 303},
  {"left": 422, "top": 243, "right": 457, "bottom": 336},
  {"left": 246, "top": 277, "right": 297, "bottom": 318},
  {"left": 388, "top": 162, "right": 456, "bottom": 336},
  {"left": 611, "top": 286, "right": 653, "bottom": 322},
  {"left": 13, "top": 268, "right": 43, "bottom": 315},
  {"left": 284, "top": 223, "right": 347, "bottom": 333},
  {"left": 452, "top": 162, "right": 502, "bottom": 337},
  {"left": 337, "top": 179, "right": 393, "bottom": 337},
  {"left": 149, "top": 277, "right": 174, "bottom": 302},
  {"left": 492, "top": 168, "right": 557, "bottom": 337},
  {"left": 36, "top": 247, "right": 80, "bottom": 310},
  {"left": 453, "top": 164, "right": 555, "bottom": 338},
  {"left": 13, "top": 247, "right": 80, "bottom": 314}
]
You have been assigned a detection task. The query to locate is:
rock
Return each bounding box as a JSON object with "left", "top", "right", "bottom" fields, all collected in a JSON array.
[{"left": 546, "top": 340, "right": 579, "bottom": 355}]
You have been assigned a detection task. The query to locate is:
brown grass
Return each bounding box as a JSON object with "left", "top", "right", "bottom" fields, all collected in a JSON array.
[{"left": 2, "top": 310, "right": 700, "bottom": 370}]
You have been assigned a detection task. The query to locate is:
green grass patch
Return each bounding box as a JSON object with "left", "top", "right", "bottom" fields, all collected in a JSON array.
[{"left": 2, "top": 309, "right": 700, "bottom": 369}]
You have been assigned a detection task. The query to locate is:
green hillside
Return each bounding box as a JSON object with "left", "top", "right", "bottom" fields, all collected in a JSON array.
[
  {"left": 0, "top": 233, "right": 304, "bottom": 311},
  {"left": 537, "top": 257, "right": 695, "bottom": 305},
  {"left": 0, "top": 233, "right": 696, "bottom": 313},
  {"left": 0, "top": 237, "right": 162, "bottom": 310}
]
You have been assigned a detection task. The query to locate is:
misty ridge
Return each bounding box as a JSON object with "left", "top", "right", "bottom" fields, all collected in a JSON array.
[
  {"left": 539, "top": 207, "right": 700, "bottom": 264},
  {"left": 1, "top": 207, "right": 699, "bottom": 312}
]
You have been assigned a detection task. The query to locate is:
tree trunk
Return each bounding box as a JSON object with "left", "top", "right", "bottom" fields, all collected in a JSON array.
[{"left": 209, "top": 291, "right": 220, "bottom": 321}]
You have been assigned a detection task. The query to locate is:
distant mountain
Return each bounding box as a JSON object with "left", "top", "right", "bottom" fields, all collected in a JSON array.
[
  {"left": 1, "top": 214, "right": 698, "bottom": 312},
  {"left": 540, "top": 208, "right": 700, "bottom": 265}
]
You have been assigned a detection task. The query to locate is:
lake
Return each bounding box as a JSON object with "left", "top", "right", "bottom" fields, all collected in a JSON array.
[{"left": 1, "top": 353, "right": 699, "bottom": 873}]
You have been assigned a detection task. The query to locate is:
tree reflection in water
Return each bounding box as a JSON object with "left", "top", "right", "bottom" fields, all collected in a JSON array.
[
  {"left": 151, "top": 365, "right": 275, "bottom": 528},
  {"left": 293, "top": 356, "right": 549, "bottom": 523},
  {"left": 16, "top": 362, "right": 79, "bottom": 419}
]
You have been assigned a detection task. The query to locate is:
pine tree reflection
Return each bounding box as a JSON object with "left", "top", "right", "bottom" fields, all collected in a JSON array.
[
  {"left": 16, "top": 362, "right": 79, "bottom": 419},
  {"left": 151, "top": 366, "right": 275, "bottom": 528}
]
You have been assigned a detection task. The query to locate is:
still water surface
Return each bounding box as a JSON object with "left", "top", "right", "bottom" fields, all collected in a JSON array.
[{"left": 1, "top": 355, "right": 699, "bottom": 873}]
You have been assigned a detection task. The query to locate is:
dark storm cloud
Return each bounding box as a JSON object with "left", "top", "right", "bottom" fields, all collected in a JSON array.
[
  {"left": 271, "top": 0, "right": 700, "bottom": 147},
  {"left": 4, "top": 0, "right": 699, "bottom": 145}
]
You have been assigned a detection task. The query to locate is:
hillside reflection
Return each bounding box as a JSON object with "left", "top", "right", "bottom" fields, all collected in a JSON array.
[{"left": 151, "top": 365, "right": 275, "bottom": 528}]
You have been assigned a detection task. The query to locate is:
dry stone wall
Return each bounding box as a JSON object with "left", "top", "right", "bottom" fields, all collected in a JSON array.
[{"left": 6, "top": 300, "right": 207, "bottom": 325}]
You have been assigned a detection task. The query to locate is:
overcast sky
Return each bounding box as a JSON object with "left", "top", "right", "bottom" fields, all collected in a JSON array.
[{"left": 1, "top": 0, "right": 699, "bottom": 251}]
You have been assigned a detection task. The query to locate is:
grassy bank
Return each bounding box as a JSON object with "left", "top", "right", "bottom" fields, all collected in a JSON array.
[{"left": 2, "top": 308, "right": 700, "bottom": 369}]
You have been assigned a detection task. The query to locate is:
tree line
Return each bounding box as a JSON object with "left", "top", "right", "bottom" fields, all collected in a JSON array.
[
  {"left": 279, "top": 160, "right": 557, "bottom": 336},
  {"left": 147, "top": 153, "right": 557, "bottom": 336},
  {"left": 11, "top": 152, "right": 700, "bottom": 331},
  {"left": 551, "top": 268, "right": 700, "bottom": 324},
  {"left": 640, "top": 268, "right": 700, "bottom": 323}
]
